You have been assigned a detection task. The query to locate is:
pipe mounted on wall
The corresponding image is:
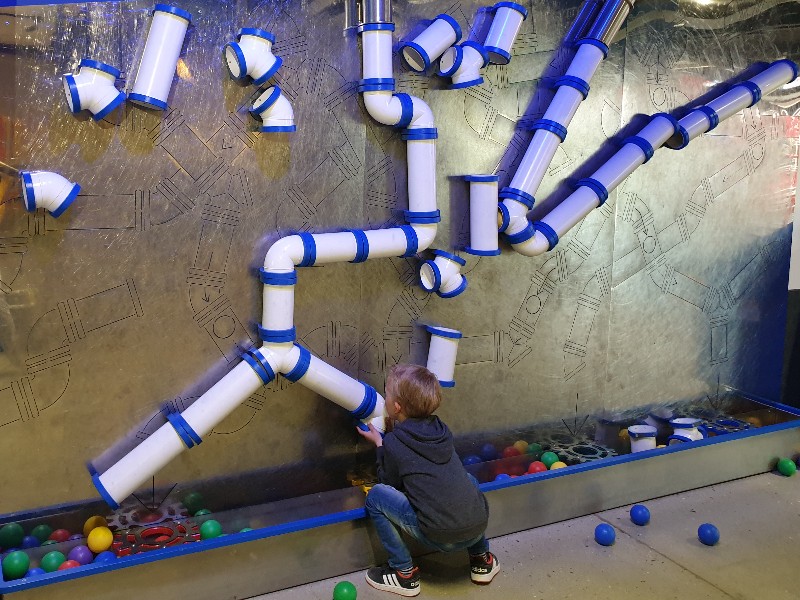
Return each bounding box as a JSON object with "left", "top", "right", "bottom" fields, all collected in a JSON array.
[
  {"left": 19, "top": 170, "right": 80, "bottom": 218},
  {"left": 399, "top": 13, "right": 462, "bottom": 73},
  {"left": 62, "top": 59, "right": 126, "bottom": 121},
  {"left": 224, "top": 28, "right": 283, "bottom": 85}
]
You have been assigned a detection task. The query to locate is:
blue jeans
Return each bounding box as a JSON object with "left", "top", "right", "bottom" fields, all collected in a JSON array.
[{"left": 365, "top": 479, "right": 489, "bottom": 570}]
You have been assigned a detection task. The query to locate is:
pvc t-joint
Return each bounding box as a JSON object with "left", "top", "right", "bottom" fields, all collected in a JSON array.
[
  {"left": 418, "top": 249, "right": 468, "bottom": 298},
  {"left": 224, "top": 28, "right": 283, "bottom": 85},
  {"left": 63, "top": 59, "right": 126, "bottom": 121},
  {"left": 400, "top": 14, "right": 462, "bottom": 73},
  {"left": 438, "top": 41, "right": 489, "bottom": 89}
]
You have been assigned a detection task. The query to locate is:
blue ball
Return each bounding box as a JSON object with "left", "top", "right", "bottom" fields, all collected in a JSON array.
[
  {"left": 697, "top": 523, "right": 719, "bottom": 546},
  {"left": 25, "top": 568, "right": 46, "bottom": 578},
  {"left": 480, "top": 444, "right": 498, "bottom": 461},
  {"left": 93, "top": 551, "right": 117, "bottom": 563},
  {"left": 493, "top": 473, "right": 511, "bottom": 481},
  {"left": 462, "top": 455, "right": 482, "bottom": 466},
  {"left": 594, "top": 523, "right": 615, "bottom": 546},
  {"left": 630, "top": 504, "right": 650, "bottom": 526},
  {"left": 21, "top": 536, "right": 40, "bottom": 549}
]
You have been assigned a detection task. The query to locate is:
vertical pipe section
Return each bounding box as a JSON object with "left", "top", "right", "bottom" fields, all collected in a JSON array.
[
  {"left": 425, "top": 325, "right": 462, "bottom": 387},
  {"left": 464, "top": 175, "right": 501, "bottom": 256}
]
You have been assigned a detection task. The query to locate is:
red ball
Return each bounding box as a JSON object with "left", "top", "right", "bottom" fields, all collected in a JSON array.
[
  {"left": 57, "top": 560, "right": 81, "bottom": 570},
  {"left": 48, "top": 529, "right": 70, "bottom": 543},
  {"left": 527, "top": 461, "right": 547, "bottom": 474},
  {"left": 502, "top": 446, "right": 521, "bottom": 458}
]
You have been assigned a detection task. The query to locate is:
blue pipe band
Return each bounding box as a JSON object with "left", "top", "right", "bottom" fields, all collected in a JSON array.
[
  {"left": 462, "top": 41, "right": 490, "bottom": 67},
  {"left": 666, "top": 121, "right": 690, "bottom": 150},
  {"left": 259, "top": 125, "right": 296, "bottom": 133},
  {"left": 238, "top": 27, "right": 275, "bottom": 43},
  {"left": 162, "top": 408, "right": 194, "bottom": 448},
  {"left": 651, "top": 112, "right": 682, "bottom": 150},
  {"left": 450, "top": 77, "right": 484, "bottom": 90},
  {"left": 349, "top": 229, "right": 370, "bottom": 263},
  {"left": 252, "top": 56, "right": 283, "bottom": 86},
  {"left": 49, "top": 183, "right": 81, "bottom": 218},
  {"left": 530, "top": 118, "right": 568, "bottom": 142},
  {"left": 393, "top": 93, "right": 414, "bottom": 128},
  {"left": 438, "top": 45, "right": 463, "bottom": 77},
  {"left": 164, "top": 407, "right": 202, "bottom": 448},
  {"left": 574, "top": 37, "right": 609, "bottom": 59},
  {"left": 464, "top": 174, "right": 499, "bottom": 182},
  {"left": 258, "top": 325, "right": 296, "bottom": 343},
  {"left": 241, "top": 348, "right": 276, "bottom": 385},
  {"left": 91, "top": 473, "right": 120, "bottom": 510},
  {"left": 493, "top": 1, "right": 529, "bottom": 19},
  {"left": 505, "top": 222, "right": 536, "bottom": 245},
  {"left": 437, "top": 275, "right": 468, "bottom": 298},
  {"left": 283, "top": 344, "right": 312, "bottom": 382},
  {"left": 419, "top": 260, "right": 441, "bottom": 292},
  {"left": 433, "top": 248, "right": 466, "bottom": 266},
  {"left": 532, "top": 220, "right": 559, "bottom": 250},
  {"left": 483, "top": 45, "right": 511, "bottom": 64},
  {"left": 79, "top": 59, "right": 121, "bottom": 78},
  {"left": 439, "top": 379, "right": 456, "bottom": 388},
  {"left": 298, "top": 232, "right": 316, "bottom": 266},
  {"left": 400, "top": 41, "right": 431, "bottom": 72},
  {"left": 92, "top": 91, "right": 126, "bottom": 122},
  {"left": 153, "top": 4, "right": 192, "bottom": 22},
  {"left": 259, "top": 268, "right": 297, "bottom": 286},
  {"left": 424, "top": 324, "right": 463, "bottom": 339},
  {"left": 357, "top": 22, "right": 395, "bottom": 33},
  {"left": 404, "top": 209, "right": 441, "bottom": 224},
  {"left": 223, "top": 42, "right": 247, "bottom": 79},
  {"left": 20, "top": 172, "right": 36, "bottom": 211},
  {"left": 773, "top": 58, "right": 799, "bottom": 81},
  {"left": 128, "top": 93, "right": 169, "bottom": 110},
  {"left": 499, "top": 186, "right": 535, "bottom": 209},
  {"left": 629, "top": 429, "right": 656, "bottom": 439},
  {"left": 400, "top": 225, "right": 419, "bottom": 257},
  {"left": 351, "top": 384, "right": 378, "bottom": 420},
  {"left": 86, "top": 461, "right": 98, "bottom": 476},
  {"left": 498, "top": 202, "right": 510, "bottom": 232},
  {"left": 357, "top": 77, "right": 395, "bottom": 92},
  {"left": 695, "top": 105, "right": 719, "bottom": 131},
  {"left": 623, "top": 135, "right": 654, "bottom": 163},
  {"left": 464, "top": 246, "right": 501, "bottom": 256},
  {"left": 435, "top": 14, "right": 462, "bottom": 43},
  {"left": 63, "top": 74, "right": 81, "bottom": 113},
  {"left": 554, "top": 75, "right": 590, "bottom": 99},
  {"left": 401, "top": 127, "right": 438, "bottom": 140},
  {"left": 577, "top": 177, "right": 609, "bottom": 206},
  {"left": 251, "top": 86, "right": 281, "bottom": 114},
  {"left": 737, "top": 80, "right": 761, "bottom": 107}
]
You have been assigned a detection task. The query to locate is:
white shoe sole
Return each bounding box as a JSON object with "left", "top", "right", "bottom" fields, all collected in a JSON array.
[
  {"left": 365, "top": 572, "right": 421, "bottom": 597},
  {"left": 471, "top": 562, "right": 500, "bottom": 584}
]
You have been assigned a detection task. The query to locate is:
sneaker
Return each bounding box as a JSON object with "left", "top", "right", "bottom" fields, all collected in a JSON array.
[
  {"left": 470, "top": 551, "right": 500, "bottom": 584},
  {"left": 365, "top": 565, "right": 421, "bottom": 597}
]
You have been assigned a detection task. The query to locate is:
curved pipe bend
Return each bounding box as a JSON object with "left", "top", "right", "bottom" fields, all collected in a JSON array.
[
  {"left": 19, "top": 170, "right": 80, "bottom": 218},
  {"left": 251, "top": 86, "right": 296, "bottom": 132},
  {"left": 510, "top": 231, "right": 550, "bottom": 257}
]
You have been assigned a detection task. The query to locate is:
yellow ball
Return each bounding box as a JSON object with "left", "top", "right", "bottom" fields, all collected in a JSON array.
[
  {"left": 87, "top": 526, "right": 113, "bottom": 553},
  {"left": 83, "top": 515, "right": 108, "bottom": 538},
  {"left": 550, "top": 461, "right": 567, "bottom": 469},
  {"left": 512, "top": 440, "right": 529, "bottom": 454}
]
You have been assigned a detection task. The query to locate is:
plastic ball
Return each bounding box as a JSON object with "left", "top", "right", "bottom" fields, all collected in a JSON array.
[
  {"left": 68, "top": 545, "right": 94, "bottom": 565},
  {"left": 87, "top": 526, "right": 113, "bottom": 553},
  {"left": 30, "top": 524, "right": 53, "bottom": 543},
  {"left": 41, "top": 540, "right": 58, "bottom": 546},
  {"left": 40, "top": 551, "right": 66, "bottom": 573},
  {"left": 697, "top": 523, "right": 720, "bottom": 546},
  {"left": 21, "top": 535, "right": 40, "bottom": 549},
  {"left": 68, "top": 534, "right": 84, "bottom": 541},
  {"left": 513, "top": 440, "right": 529, "bottom": 454},
  {"left": 502, "top": 446, "right": 521, "bottom": 458},
  {"left": 777, "top": 457, "right": 796, "bottom": 477},
  {"left": 58, "top": 560, "right": 81, "bottom": 571},
  {"left": 48, "top": 529, "right": 70, "bottom": 543},
  {"left": 461, "top": 455, "right": 482, "bottom": 466},
  {"left": 630, "top": 504, "right": 650, "bottom": 526},
  {"left": 549, "top": 461, "right": 567, "bottom": 469},
  {"left": 333, "top": 580, "right": 358, "bottom": 600},
  {"left": 239, "top": 528, "right": 254, "bottom": 533},
  {"left": 480, "top": 443, "right": 498, "bottom": 461},
  {"left": 594, "top": 523, "right": 616, "bottom": 546},
  {"left": 200, "top": 519, "right": 223, "bottom": 540},
  {"left": 0, "top": 523, "right": 25, "bottom": 549},
  {"left": 182, "top": 491, "right": 205, "bottom": 515},
  {"left": 83, "top": 516, "right": 108, "bottom": 537},
  {"left": 540, "top": 451, "right": 559, "bottom": 469},
  {"left": 93, "top": 551, "right": 117, "bottom": 563},
  {"left": 526, "top": 443, "right": 543, "bottom": 458},
  {"left": 194, "top": 508, "right": 212, "bottom": 517},
  {"left": 2, "top": 550, "right": 30, "bottom": 580},
  {"left": 493, "top": 473, "right": 511, "bottom": 481},
  {"left": 25, "top": 567, "right": 46, "bottom": 577},
  {"left": 527, "top": 461, "right": 547, "bottom": 474}
]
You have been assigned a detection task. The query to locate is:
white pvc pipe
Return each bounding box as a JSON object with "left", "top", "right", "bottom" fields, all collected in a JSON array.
[
  {"left": 413, "top": 224, "right": 438, "bottom": 252},
  {"left": 400, "top": 14, "right": 461, "bottom": 73},
  {"left": 251, "top": 86, "right": 296, "bottom": 132},
  {"left": 262, "top": 282, "right": 295, "bottom": 333},
  {"left": 129, "top": 4, "right": 191, "bottom": 110},
  {"left": 425, "top": 325, "right": 461, "bottom": 387},
  {"left": 464, "top": 175, "right": 501, "bottom": 256},
  {"left": 291, "top": 353, "right": 379, "bottom": 413},
  {"left": 263, "top": 234, "right": 306, "bottom": 271},
  {"left": 438, "top": 42, "right": 488, "bottom": 89},
  {"left": 224, "top": 28, "right": 282, "bottom": 85},
  {"left": 310, "top": 231, "right": 359, "bottom": 264},
  {"left": 407, "top": 139, "right": 437, "bottom": 213},
  {"left": 63, "top": 59, "right": 126, "bottom": 121},
  {"left": 483, "top": 2, "right": 527, "bottom": 65},
  {"left": 419, "top": 249, "right": 466, "bottom": 297},
  {"left": 564, "top": 42, "right": 605, "bottom": 82},
  {"left": 504, "top": 131, "right": 560, "bottom": 209},
  {"left": 363, "top": 227, "right": 414, "bottom": 259},
  {"left": 362, "top": 29, "right": 394, "bottom": 80},
  {"left": 19, "top": 170, "right": 80, "bottom": 218}
]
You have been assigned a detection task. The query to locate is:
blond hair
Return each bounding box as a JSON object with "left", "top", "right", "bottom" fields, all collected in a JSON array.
[{"left": 386, "top": 363, "right": 442, "bottom": 418}]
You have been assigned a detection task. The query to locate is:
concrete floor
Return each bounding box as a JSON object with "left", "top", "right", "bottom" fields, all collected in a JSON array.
[{"left": 252, "top": 472, "right": 799, "bottom": 600}]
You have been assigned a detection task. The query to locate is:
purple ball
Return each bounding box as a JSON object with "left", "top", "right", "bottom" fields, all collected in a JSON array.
[
  {"left": 21, "top": 536, "right": 40, "bottom": 549},
  {"left": 67, "top": 545, "right": 94, "bottom": 565}
]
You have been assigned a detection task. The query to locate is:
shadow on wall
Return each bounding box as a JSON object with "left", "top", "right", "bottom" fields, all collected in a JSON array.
[{"left": 782, "top": 288, "right": 800, "bottom": 406}]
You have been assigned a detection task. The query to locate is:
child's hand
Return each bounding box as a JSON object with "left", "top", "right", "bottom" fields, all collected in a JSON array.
[{"left": 356, "top": 423, "right": 383, "bottom": 447}]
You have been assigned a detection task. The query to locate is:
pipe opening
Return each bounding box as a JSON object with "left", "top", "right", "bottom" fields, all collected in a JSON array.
[
  {"left": 439, "top": 47, "right": 457, "bottom": 73},
  {"left": 419, "top": 262, "right": 438, "bottom": 291},
  {"left": 224, "top": 46, "right": 242, "bottom": 76},
  {"left": 402, "top": 47, "right": 426, "bottom": 72}
]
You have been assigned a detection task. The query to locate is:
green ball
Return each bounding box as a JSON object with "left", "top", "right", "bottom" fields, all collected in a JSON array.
[
  {"left": 30, "top": 524, "right": 53, "bottom": 543},
  {"left": 526, "top": 443, "right": 543, "bottom": 459},
  {"left": 182, "top": 491, "right": 205, "bottom": 515},
  {"left": 0, "top": 523, "right": 24, "bottom": 549},
  {"left": 540, "top": 451, "right": 559, "bottom": 469},
  {"left": 2, "top": 550, "right": 30, "bottom": 580},
  {"left": 40, "top": 551, "right": 66, "bottom": 573},
  {"left": 333, "top": 580, "right": 357, "bottom": 600},
  {"left": 239, "top": 528, "right": 253, "bottom": 533},
  {"left": 41, "top": 540, "right": 58, "bottom": 546},
  {"left": 199, "top": 520, "right": 222, "bottom": 540},
  {"left": 777, "top": 457, "right": 797, "bottom": 477},
  {"left": 194, "top": 508, "right": 212, "bottom": 516}
]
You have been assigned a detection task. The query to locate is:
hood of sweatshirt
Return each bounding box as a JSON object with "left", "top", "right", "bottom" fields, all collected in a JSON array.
[{"left": 392, "top": 416, "right": 454, "bottom": 465}]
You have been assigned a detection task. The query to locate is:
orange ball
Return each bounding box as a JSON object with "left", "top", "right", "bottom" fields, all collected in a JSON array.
[{"left": 87, "top": 526, "right": 113, "bottom": 553}]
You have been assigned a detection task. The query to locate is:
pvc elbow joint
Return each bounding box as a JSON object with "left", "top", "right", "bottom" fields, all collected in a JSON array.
[
  {"left": 251, "top": 86, "right": 296, "bottom": 132},
  {"left": 224, "top": 28, "right": 282, "bottom": 85},
  {"left": 63, "top": 59, "right": 126, "bottom": 121},
  {"left": 19, "top": 170, "right": 80, "bottom": 218},
  {"left": 418, "top": 249, "right": 467, "bottom": 298},
  {"left": 438, "top": 42, "right": 489, "bottom": 89},
  {"left": 264, "top": 234, "right": 308, "bottom": 272},
  {"left": 400, "top": 13, "right": 462, "bottom": 73}
]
